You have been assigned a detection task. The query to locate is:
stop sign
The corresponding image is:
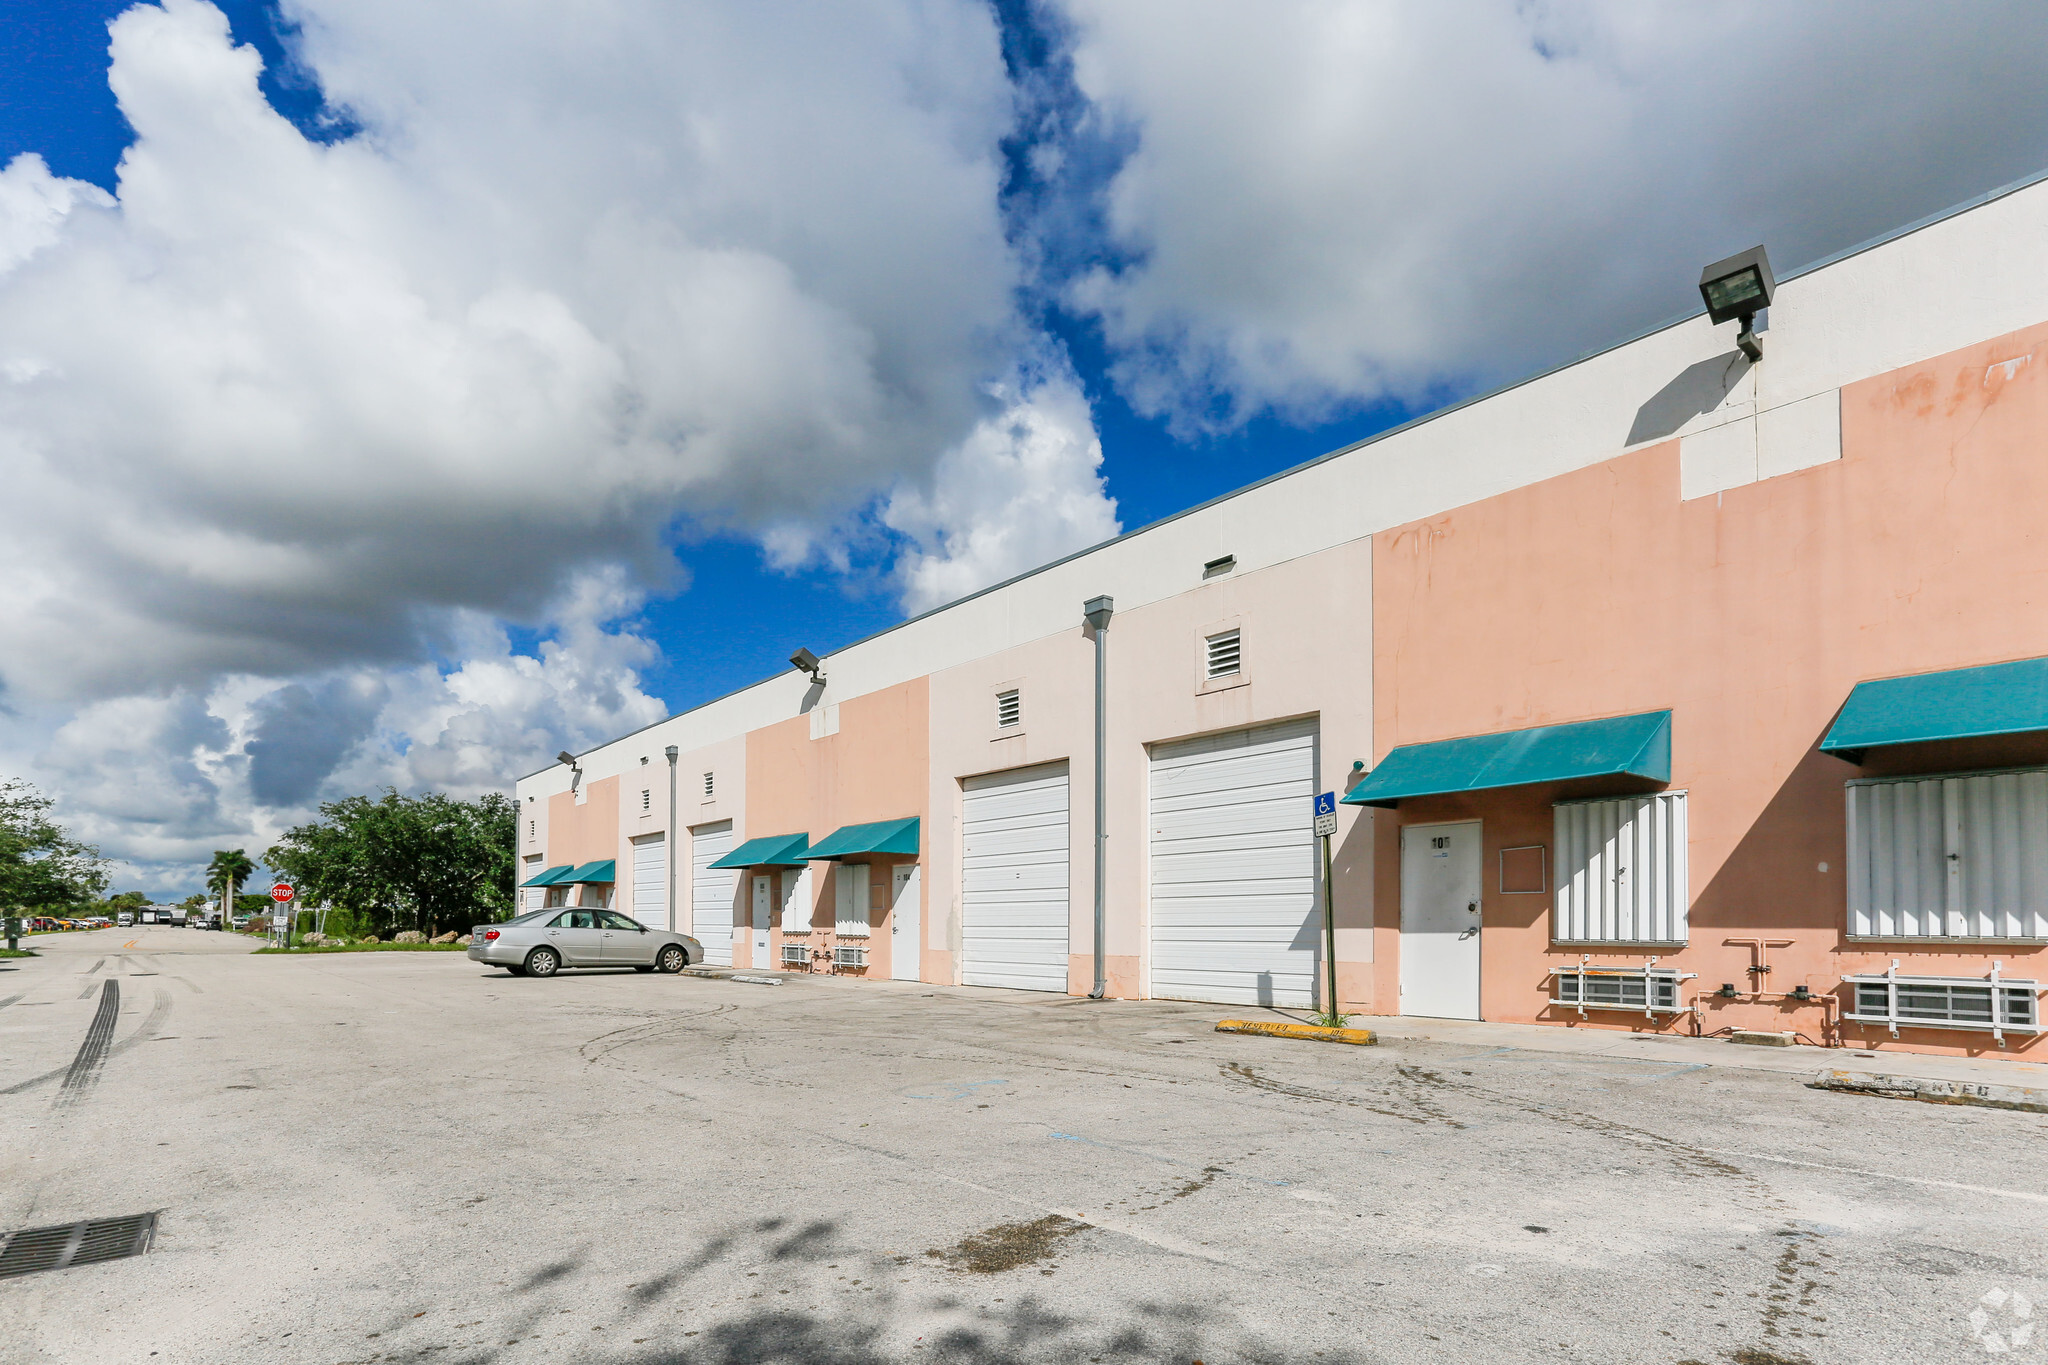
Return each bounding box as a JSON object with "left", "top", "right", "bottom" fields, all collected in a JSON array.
[{"left": 270, "top": 883, "right": 295, "bottom": 903}]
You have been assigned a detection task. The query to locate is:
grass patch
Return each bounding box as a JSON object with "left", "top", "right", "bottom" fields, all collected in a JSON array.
[
  {"left": 254, "top": 942, "right": 471, "bottom": 954},
  {"left": 0, "top": 947, "right": 38, "bottom": 959}
]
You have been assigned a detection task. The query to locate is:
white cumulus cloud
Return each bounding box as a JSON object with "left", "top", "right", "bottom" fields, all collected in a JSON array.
[{"left": 1050, "top": 0, "right": 2048, "bottom": 431}]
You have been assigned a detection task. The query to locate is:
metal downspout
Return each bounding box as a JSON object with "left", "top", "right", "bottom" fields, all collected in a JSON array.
[
  {"left": 665, "top": 745, "right": 679, "bottom": 933},
  {"left": 1084, "top": 596, "right": 1114, "bottom": 999}
]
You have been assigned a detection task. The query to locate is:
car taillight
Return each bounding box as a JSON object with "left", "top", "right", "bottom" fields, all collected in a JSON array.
[{"left": 483, "top": 929, "right": 500, "bottom": 940}]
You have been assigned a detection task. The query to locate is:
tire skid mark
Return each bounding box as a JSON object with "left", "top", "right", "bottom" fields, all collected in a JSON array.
[
  {"left": 3, "top": 985, "right": 173, "bottom": 1097},
  {"left": 82, "top": 958, "right": 105, "bottom": 976},
  {"left": 1221, "top": 1061, "right": 1468, "bottom": 1129},
  {"left": 56, "top": 980, "right": 121, "bottom": 1108}
]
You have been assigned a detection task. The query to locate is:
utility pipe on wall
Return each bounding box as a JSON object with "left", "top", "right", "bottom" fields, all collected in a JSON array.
[
  {"left": 665, "top": 745, "right": 679, "bottom": 933},
  {"left": 1083, "top": 595, "right": 1114, "bottom": 999}
]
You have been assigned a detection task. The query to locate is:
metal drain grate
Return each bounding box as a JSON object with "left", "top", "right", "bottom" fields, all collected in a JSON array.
[{"left": 0, "top": 1213, "right": 157, "bottom": 1279}]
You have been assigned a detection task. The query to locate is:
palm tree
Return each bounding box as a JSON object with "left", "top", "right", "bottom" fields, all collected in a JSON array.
[{"left": 207, "top": 849, "right": 254, "bottom": 924}]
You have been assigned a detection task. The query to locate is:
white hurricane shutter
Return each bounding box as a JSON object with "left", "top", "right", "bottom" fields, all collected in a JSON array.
[
  {"left": 961, "top": 762, "right": 1071, "bottom": 992},
  {"left": 630, "top": 834, "right": 667, "bottom": 930},
  {"left": 520, "top": 854, "right": 543, "bottom": 913},
  {"left": 1848, "top": 768, "right": 2048, "bottom": 940},
  {"left": 834, "top": 863, "right": 871, "bottom": 938},
  {"left": 690, "top": 821, "right": 735, "bottom": 964},
  {"left": 1147, "top": 718, "right": 1319, "bottom": 1008},
  {"left": 1553, "top": 792, "right": 1689, "bottom": 944},
  {"left": 781, "top": 867, "right": 812, "bottom": 933}
]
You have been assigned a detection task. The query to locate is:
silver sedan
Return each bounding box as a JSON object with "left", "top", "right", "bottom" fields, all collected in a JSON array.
[{"left": 469, "top": 908, "right": 702, "bottom": 978}]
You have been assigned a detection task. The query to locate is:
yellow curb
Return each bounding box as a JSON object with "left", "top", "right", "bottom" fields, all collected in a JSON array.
[{"left": 1216, "top": 1019, "right": 1377, "bottom": 1046}]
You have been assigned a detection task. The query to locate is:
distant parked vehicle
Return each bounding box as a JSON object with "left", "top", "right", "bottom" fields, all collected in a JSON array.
[
  {"left": 468, "top": 909, "right": 700, "bottom": 978},
  {"left": 117, "top": 912, "right": 133, "bottom": 927}
]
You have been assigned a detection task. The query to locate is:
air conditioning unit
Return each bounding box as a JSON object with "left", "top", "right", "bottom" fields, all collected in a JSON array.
[
  {"left": 781, "top": 942, "right": 812, "bottom": 966},
  {"left": 833, "top": 945, "right": 867, "bottom": 968}
]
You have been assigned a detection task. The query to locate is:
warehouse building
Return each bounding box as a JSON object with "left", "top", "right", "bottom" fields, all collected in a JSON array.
[{"left": 515, "top": 170, "right": 2048, "bottom": 1058}]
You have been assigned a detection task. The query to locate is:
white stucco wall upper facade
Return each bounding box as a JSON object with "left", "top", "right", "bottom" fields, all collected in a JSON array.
[{"left": 519, "top": 172, "right": 2048, "bottom": 824}]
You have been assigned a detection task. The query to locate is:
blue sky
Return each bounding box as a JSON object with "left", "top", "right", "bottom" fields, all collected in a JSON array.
[{"left": 5, "top": 0, "right": 2047, "bottom": 892}]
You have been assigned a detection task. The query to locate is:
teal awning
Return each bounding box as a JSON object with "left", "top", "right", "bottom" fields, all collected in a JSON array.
[
  {"left": 708, "top": 833, "right": 811, "bottom": 869},
  {"left": 564, "top": 859, "right": 617, "bottom": 883},
  {"left": 1822, "top": 656, "right": 2048, "bottom": 762},
  {"left": 1344, "top": 710, "right": 1671, "bottom": 808},
  {"left": 804, "top": 817, "right": 921, "bottom": 860},
  {"left": 521, "top": 864, "right": 575, "bottom": 888}
]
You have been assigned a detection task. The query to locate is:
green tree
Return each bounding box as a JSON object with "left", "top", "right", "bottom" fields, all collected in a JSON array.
[
  {"left": 0, "top": 779, "right": 110, "bottom": 911},
  {"left": 267, "top": 790, "right": 516, "bottom": 936},
  {"left": 178, "top": 893, "right": 208, "bottom": 912},
  {"left": 206, "top": 849, "right": 255, "bottom": 917}
]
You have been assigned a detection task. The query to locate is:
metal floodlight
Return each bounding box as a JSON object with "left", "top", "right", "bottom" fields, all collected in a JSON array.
[
  {"left": 1698, "top": 245, "right": 1775, "bottom": 362},
  {"left": 789, "top": 647, "right": 826, "bottom": 686},
  {"left": 556, "top": 750, "right": 578, "bottom": 767}
]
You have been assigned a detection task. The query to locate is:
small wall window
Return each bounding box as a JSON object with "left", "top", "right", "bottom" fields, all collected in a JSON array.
[
  {"left": 1205, "top": 628, "right": 1241, "bottom": 679},
  {"left": 1845, "top": 970, "right": 2043, "bottom": 1037},
  {"left": 528, "top": 819, "right": 535, "bottom": 842},
  {"left": 1203, "top": 554, "right": 1236, "bottom": 579},
  {"left": 641, "top": 789, "right": 651, "bottom": 812},
  {"left": 703, "top": 771, "right": 715, "bottom": 799},
  {"left": 996, "top": 689, "right": 1022, "bottom": 729}
]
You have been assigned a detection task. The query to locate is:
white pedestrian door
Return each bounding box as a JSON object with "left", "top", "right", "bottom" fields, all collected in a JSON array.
[
  {"left": 690, "top": 821, "right": 735, "bottom": 965},
  {"left": 1148, "top": 718, "right": 1320, "bottom": 1008},
  {"left": 891, "top": 864, "right": 922, "bottom": 981},
  {"left": 961, "top": 762, "right": 1071, "bottom": 992},
  {"left": 1400, "top": 821, "right": 1482, "bottom": 1020},
  {"left": 630, "top": 834, "right": 667, "bottom": 930},
  {"left": 751, "top": 875, "right": 772, "bottom": 967}
]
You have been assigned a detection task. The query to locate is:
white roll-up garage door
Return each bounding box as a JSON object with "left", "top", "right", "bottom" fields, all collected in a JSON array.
[
  {"left": 691, "top": 821, "right": 735, "bottom": 965},
  {"left": 630, "top": 833, "right": 668, "bottom": 930},
  {"left": 1148, "top": 718, "right": 1319, "bottom": 1008},
  {"left": 961, "top": 762, "right": 1071, "bottom": 992}
]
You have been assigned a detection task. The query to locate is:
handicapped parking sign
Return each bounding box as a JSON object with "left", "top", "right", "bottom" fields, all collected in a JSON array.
[{"left": 1313, "top": 791, "right": 1337, "bottom": 838}]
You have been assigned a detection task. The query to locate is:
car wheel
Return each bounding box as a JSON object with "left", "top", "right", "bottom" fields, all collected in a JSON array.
[
  {"left": 657, "top": 944, "right": 687, "bottom": 974},
  {"left": 525, "top": 947, "right": 560, "bottom": 978}
]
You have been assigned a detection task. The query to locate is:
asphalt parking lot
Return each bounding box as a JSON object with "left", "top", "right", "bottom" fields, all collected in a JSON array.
[{"left": 3, "top": 928, "right": 2045, "bottom": 1365}]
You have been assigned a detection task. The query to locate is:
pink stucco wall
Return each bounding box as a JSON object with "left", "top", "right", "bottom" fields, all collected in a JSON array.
[
  {"left": 745, "top": 679, "right": 930, "bottom": 978},
  {"left": 1370, "top": 319, "right": 2048, "bottom": 1055}
]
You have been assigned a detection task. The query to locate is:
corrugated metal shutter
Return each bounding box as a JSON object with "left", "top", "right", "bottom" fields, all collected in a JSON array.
[
  {"left": 961, "top": 762, "right": 1071, "bottom": 992},
  {"left": 520, "top": 855, "right": 543, "bottom": 914},
  {"left": 630, "top": 834, "right": 666, "bottom": 930},
  {"left": 1554, "top": 792, "right": 1689, "bottom": 943},
  {"left": 834, "top": 863, "right": 871, "bottom": 938},
  {"left": 690, "top": 821, "right": 735, "bottom": 964},
  {"left": 1147, "top": 718, "right": 1319, "bottom": 1008},
  {"left": 1847, "top": 768, "right": 2048, "bottom": 939}
]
